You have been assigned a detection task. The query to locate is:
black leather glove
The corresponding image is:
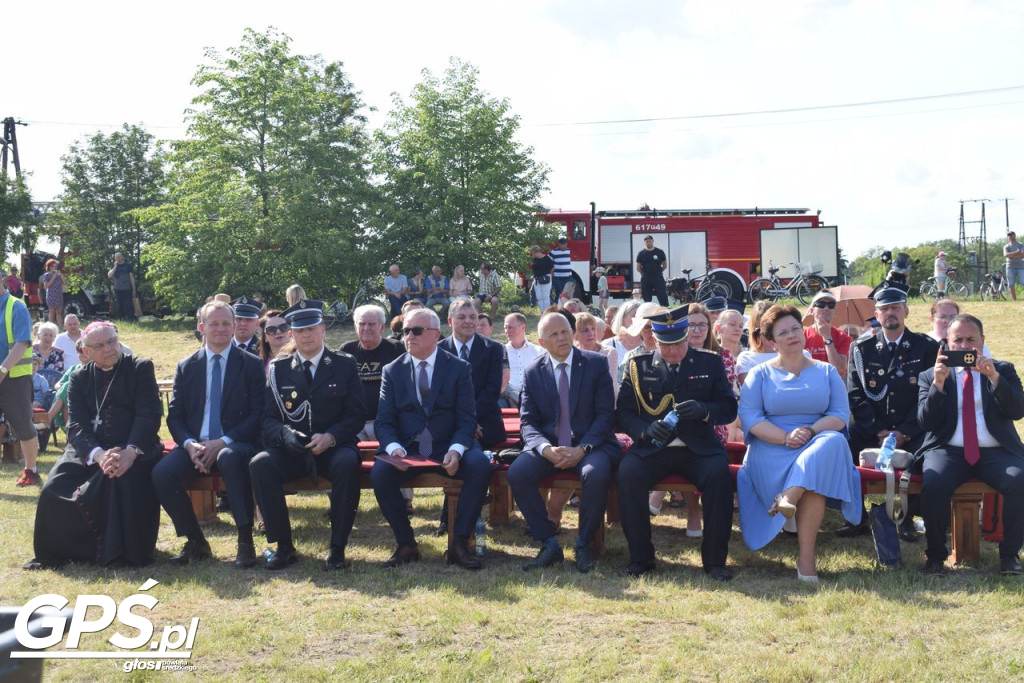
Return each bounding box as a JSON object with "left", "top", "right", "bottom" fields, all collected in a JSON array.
[
  {"left": 675, "top": 400, "right": 709, "bottom": 422},
  {"left": 281, "top": 425, "right": 310, "bottom": 456},
  {"left": 642, "top": 420, "right": 673, "bottom": 445}
]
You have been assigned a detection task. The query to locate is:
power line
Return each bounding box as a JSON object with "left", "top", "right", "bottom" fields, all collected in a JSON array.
[{"left": 528, "top": 85, "right": 1024, "bottom": 128}]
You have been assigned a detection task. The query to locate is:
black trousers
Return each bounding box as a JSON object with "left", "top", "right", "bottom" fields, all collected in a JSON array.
[
  {"left": 507, "top": 446, "right": 618, "bottom": 547},
  {"left": 249, "top": 445, "right": 361, "bottom": 549},
  {"left": 153, "top": 443, "right": 257, "bottom": 537},
  {"left": 920, "top": 445, "right": 1024, "bottom": 562},
  {"left": 640, "top": 277, "right": 668, "bottom": 306},
  {"left": 617, "top": 447, "right": 733, "bottom": 569}
]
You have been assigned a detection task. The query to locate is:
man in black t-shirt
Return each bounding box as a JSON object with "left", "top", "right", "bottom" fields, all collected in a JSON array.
[
  {"left": 635, "top": 235, "right": 668, "bottom": 305},
  {"left": 340, "top": 305, "right": 404, "bottom": 441}
]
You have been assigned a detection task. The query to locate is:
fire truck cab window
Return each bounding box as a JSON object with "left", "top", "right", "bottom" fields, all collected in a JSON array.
[{"left": 573, "top": 221, "right": 587, "bottom": 240}]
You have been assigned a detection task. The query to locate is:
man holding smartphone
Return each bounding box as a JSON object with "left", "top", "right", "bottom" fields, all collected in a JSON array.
[{"left": 917, "top": 314, "right": 1024, "bottom": 576}]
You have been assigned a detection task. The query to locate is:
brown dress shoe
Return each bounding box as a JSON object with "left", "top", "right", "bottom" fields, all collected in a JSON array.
[
  {"left": 445, "top": 540, "right": 482, "bottom": 570},
  {"left": 383, "top": 542, "right": 421, "bottom": 568}
]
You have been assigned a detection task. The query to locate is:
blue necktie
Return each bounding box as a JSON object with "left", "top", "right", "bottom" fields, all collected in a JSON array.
[
  {"left": 208, "top": 354, "right": 223, "bottom": 439},
  {"left": 460, "top": 345, "right": 469, "bottom": 361},
  {"left": 418, "top": 360, "right": 433, "bottom": 457}
]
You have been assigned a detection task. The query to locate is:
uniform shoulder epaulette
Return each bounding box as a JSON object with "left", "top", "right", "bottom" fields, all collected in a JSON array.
[
  {"left": 269, "top": 355, "right": 290, "bottom": 367},
  {"left": 693, "top": 347, "right": 717, "bottom": 354},
  {"left": 854, "top": 334, "right": 876, "bottom": 347}
]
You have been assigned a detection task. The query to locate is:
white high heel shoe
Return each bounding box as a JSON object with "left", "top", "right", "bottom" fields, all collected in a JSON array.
[{"left": 797, "top": 568, "right": 819, "bottom": 584}]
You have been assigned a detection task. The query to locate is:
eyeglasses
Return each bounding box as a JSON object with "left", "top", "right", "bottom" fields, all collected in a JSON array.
[
  {"left": 264, "top": 323, "right": 290, "bottom": 335},
  {"left": 85, "top": 338, "right": 120, "bottom": 350},
  {"left": 403, "top": 326, "right": 439, "bottom": 336},
  {"left": 813, "top": 301, "right": 837, "bottom": 309},
  {"left": 688, "top": 323, "right": 709, "bottom": 331}
]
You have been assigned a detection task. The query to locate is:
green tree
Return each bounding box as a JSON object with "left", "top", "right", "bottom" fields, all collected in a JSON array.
[
  {"left": 49, "top": 124, "right": 165, "bottom": 294},
  {"left": 372, "top": 58, "right": 552, "bottom": 277},
  {"left": 0, "top": 173, "right": 38, "bottom": 260},
  {"left": 143, "top": 28, "right": 374, "bottom": 311}
]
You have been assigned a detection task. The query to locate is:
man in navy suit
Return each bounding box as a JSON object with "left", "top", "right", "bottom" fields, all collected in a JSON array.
[
  {"left": 615, "top": 306, "right": 738, "bottom": 581},
  {"left": 917, "top": 314, "right": 1024, "bottom": 576},
  {"left": 153, "top": 300, "right": 266, "bottom": 568},
  {"left": 371, "top": 307, "right": 493, "bottom": 570},
  {"left": 438, "top": 298, "right": 505, "bottom": 448},
  {"left": 508, "top": 312, "right": 620, "bottom": 572}
]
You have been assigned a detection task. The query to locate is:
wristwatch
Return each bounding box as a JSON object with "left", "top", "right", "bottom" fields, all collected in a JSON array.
[
  {"left": 823, "top": 338, "right": 834, "bottom": 346},
  {"left": 0, "top": 365, "right": 8, "bottom": 374},
  {"left": 581, "top": 443, "right": 594, "bottom": 455}
]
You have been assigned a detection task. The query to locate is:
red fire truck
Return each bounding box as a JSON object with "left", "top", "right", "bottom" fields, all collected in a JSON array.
[{"left": 538, "top": 204, "right": 839, "bottom": 302}]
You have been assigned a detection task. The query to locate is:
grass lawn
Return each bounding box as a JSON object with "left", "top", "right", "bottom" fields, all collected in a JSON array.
[{"left": 3, "top": 299, "right": 1024, "bottom": 681}]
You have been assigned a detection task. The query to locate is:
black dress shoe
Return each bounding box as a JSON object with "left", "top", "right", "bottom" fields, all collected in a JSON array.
[
  {"left": 621, "top": 560, "right": 656, "bottom": 578},
  {"left": 523, "top": 544, "right": 564, "bottom": 572},
  {"left": 898, "top": 523, "right": 919, "bottom": 542},
  {"left": 325, "top": 546, "right": 351, "bottom": 571},
  {"left": 705, "top": 566, "right": 733, "bottom": 582},
  {"left": 265, "top": 546, "right": 299, "bottom": 570},
  {"left": 921, "top": 558, "right": 947, "bottom": 575},
  {"left": 170, "top": 538, "right": 212, "bottom": 566},
  {"left": 575, "top": 546, "right": 595, "bottom": 574},
  {"left": 22, "top": 558, "right": 44, "bottom": 571},
  {"left": 383, "top": 542, "right": 421, "bottom": 568},
  {"left": 1000, "top": 556, "right": 1023, "bottom": 576},
  {"left": 234, "top": 542, "right": 257, "bottom": 569},
  {"left": 445, "top": 540, "right": 483, "bottom": 570},
  {"left": 216, "top": 494, "right": 231, "bottom": 512},
  {"left": 835, "top": 520, "right": 870, "bottom": 538},
  {"left": 435, "top": 521, "right": 449, "bottom": 537}
]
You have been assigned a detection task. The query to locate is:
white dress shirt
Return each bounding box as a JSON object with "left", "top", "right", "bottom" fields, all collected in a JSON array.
[{"left": 948, "top": 367, "right": 999, "bottom": 449}]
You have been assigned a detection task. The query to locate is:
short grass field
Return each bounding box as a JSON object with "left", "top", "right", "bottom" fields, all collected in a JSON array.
[{"left": 3, "top": 300, "right": 1024, "bottom": 681}]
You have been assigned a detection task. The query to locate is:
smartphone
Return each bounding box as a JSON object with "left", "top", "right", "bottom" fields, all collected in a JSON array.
[{"left": 945, "top": 350, "right": 977, "bottom": 367}]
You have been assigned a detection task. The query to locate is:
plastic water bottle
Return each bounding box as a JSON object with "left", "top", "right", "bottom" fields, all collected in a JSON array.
[
  {"left": 877, "top": 433, "right": 897, "bottom": 471},
  {"left": 474, "top": 515, "right": 487, "bottom": 557},
  {"left": 651, "top": 412, "right": 679, "bottom": 449}
]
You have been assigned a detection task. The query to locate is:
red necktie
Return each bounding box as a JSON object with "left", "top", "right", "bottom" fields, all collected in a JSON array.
[{"left": 962, "top": 369, "right": 980, "bottom": 466}]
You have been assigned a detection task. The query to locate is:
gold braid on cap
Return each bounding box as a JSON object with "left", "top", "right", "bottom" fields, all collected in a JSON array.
[{"left": 629, "top": 356, "right": 674, "bottom": 417}]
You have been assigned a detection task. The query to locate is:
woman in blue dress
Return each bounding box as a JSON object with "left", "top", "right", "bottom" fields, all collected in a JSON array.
[{"left": 737, "top": 305, "right": 860, "bottom": 583}]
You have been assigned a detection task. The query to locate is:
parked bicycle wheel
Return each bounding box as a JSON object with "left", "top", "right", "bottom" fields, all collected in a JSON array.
[
  {"left": 747, "top": 278, "right": 776, "bottom": 303},
  {"left": 947, "top": 281, "right": 970, "bottom": 300},
  {"left": 796, "top": 276, "right": 827, "bottom": 305},
  {"left": 919, "top": 282, "right": 936, "bottom": 300},
  {"left": 322, "top": 301, "right": 344, "bottom": 330},
  {"left": 696, "top": 279, "right": 730, "bottom": 301}
]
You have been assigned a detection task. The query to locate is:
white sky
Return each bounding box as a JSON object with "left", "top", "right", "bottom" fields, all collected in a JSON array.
[{"left": 4, "top": 0, "right": 1024, "bottom": 260}]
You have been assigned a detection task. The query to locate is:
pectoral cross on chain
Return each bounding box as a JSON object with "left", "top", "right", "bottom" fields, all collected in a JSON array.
[{"left": 91, "top": 414, "right": 102, "bottom": 431}]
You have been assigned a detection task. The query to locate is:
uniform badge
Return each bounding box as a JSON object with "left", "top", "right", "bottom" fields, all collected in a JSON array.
[
  {"left": 902, "top": 341, "right": 910, "bottom": 349},
  {"left": 323, "top": 355, "right": 332, "bottom": 365},
  {"left": 878, "top": 369, "right": 885, "bottom": 376},
  {"left": 869, "top": 380, "right": 877, "bottom": 388},
  {"left": 291, "top": 391, "right": 298, "bottom": 398},
  {"left": 299, "top": 301, "right": 306, "bottom": 309},
  {"left": 285, "top": 402, "right": 293, "bottom": 409}
]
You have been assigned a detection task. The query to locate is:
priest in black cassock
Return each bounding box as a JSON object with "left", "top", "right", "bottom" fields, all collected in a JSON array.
[{"left": 24, "top": 321, "right": 163, "bottom": 569}]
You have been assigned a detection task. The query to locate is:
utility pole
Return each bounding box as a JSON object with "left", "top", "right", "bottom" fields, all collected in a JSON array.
[
  {"left": 1, "top": 117, "right": 27, "bottom": 177},
  {"left": 959, "top": 199, "right": 989, "bottom": 291}
]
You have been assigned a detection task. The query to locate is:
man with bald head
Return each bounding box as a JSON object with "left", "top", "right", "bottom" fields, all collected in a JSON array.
[
  {"left": 508, "top": 312, "right": 619, "bottom": 572},
  {"left": 55, "top": 314, "right": 83, "bottom": 366}
]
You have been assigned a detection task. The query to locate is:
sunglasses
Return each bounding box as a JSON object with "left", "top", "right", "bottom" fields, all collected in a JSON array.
[
  {"left": 403, "top": 326, "right": 439, "bottom": 336},
  {"left": 264, "top": 323, "right": 290, "bottom": 335},
  {"left": 812, "top": 301, "right": 837, "bottom": 309}
]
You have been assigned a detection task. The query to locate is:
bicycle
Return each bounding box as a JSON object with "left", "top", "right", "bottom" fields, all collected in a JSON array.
[
  {"left": 919, "top": 267, "right": 969, "bottom": 301},
  {"left": 747, "top": 261, "right": 828, "bottom": 305},
  {"left": 666, "top": 261, "right": 732, "bottom": 304},
  {"left": 322, "top": 280, "right": 389, "bottom": 329},
  {"left": 978, "top": 268, "right": 1009, "bottom": 301}
]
